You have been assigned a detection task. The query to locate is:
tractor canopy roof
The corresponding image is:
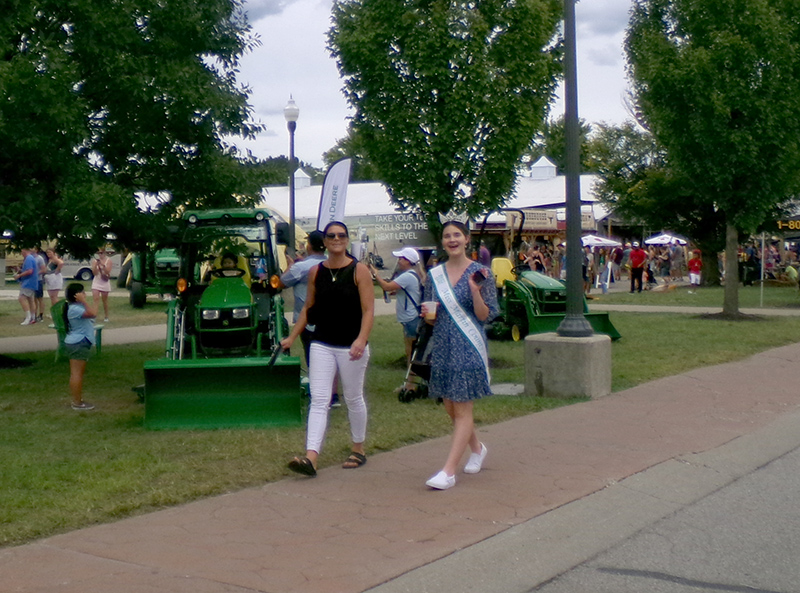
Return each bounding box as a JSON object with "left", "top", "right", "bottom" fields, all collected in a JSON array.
[
  {"left": 182, "top": 208, "right": 273, "bottom": 223},
  {"left": 181, "top": 209, "right": 275, "bottom": 245}
]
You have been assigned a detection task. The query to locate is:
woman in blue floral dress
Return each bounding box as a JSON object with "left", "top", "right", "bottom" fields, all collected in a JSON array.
[{"left": 421, "top": 221, "right": 499, "bottom": 490}]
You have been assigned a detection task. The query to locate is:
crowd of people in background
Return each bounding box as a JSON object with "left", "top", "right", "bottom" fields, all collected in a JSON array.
[
  {"left": 10, "top": 247, "right": 117, "bottom": 325},
  {"left": 12, "top": 246, "right": 61, "bottom": 325},
  {"left": 508, "top": 234, "right": 800, "bottom": 296}
]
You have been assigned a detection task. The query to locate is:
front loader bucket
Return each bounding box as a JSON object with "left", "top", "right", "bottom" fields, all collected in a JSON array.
[
  {"left": 585, "top": 312, "right": 621, "bottom": 340},
  {"left": 526, "top": 314, "right": 568, "bottom": 336},
  {"left": 526, "top": 312, "right": 621, "bottom": 340},
  {"left": 143, "top": 356, "right": 302, "bottom": 429}
]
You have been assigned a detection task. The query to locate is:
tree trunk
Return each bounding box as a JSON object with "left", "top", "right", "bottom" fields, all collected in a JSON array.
[
  {"left": 696, "top": 241, "right": 721, "bottom": 286},
  {"left": 722, "top": 220, "right": 740, "bottom": 316}
]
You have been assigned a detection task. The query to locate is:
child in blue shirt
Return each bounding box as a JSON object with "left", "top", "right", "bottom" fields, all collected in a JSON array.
[{"left": 63, "top": 283, "right": 98, "bottom": 410}]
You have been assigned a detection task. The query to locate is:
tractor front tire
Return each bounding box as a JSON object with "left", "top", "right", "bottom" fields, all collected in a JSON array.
[{"left": 511, "top": 323, "right": 528, "bottom": 342}]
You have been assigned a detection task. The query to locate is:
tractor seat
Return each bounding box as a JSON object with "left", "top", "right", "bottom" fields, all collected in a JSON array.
[
  {"left": 209, "top": 255, "right": 252, "bottom": 285},
  {"left": 491, "top": 257, "right": 515, "bottom": 288}
]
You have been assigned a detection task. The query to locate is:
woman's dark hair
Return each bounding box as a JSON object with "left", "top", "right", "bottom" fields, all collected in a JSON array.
[
  {"left": 442, "top": 220, "right": 470, "bottom": 237},
  {"left": 63, "top": 282, "right": 84, "bottom": 332},
  {"left": 323, "top": 220, "right": 349, "bottom": 235},
  {"left": 322, "top": 221, "right": 356, "bottom": 260}
]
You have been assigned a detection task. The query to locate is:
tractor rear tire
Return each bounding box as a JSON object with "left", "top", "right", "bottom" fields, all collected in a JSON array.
[
  {"left": 130, "top": 281, "right": 146, "bottom": 308},
  {"left": 117, "top": 259, "right": 132, "bottom": 288}
]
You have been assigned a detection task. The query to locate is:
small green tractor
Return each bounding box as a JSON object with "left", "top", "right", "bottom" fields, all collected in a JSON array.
[
  {"left": 124, "top": 248, "right": 180, "bottom": 307},
  {"left": 488, "top": 258, "right": 621, "bottom": 341},
  {"left": 142, "top": 208, "right": 301, "bottom": 429}
]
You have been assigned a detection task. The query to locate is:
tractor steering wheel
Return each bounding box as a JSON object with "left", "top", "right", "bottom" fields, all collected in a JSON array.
[
  {"left": 512, "top": 264, "right": 530, "bottom": 277},
  {"left": 211, "top": 268, "right": 246, "bottom": 279}
]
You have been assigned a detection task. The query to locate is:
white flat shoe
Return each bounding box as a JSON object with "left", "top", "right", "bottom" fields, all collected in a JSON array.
[
  {"left": 464, "top": 443, "right": 488, "bottom": 474},
  {"left": 426, "top": 470, "right": 456, "bottom": 490}
]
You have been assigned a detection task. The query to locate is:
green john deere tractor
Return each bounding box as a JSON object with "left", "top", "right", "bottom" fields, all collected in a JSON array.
[
  {"left": 124, "top": 248, "right": 180, "bottom": 307},
  {"left": 488, "top": 258, "right": 621, "bottom": 342},
  {"left": 142, "top": 208, "right": 301, "bottom": 429}
]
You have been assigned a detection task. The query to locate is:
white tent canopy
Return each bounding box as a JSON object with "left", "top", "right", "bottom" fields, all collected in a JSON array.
[
  {"left": 645, "top": 233, "right": 687, "bottom": 245},
  {"left": 581, "top": 235, "right": 621, "bottom": 248}
]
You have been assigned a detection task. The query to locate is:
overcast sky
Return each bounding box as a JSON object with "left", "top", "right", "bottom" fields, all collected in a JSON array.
[{"left": 234, "top": 0, "right": 634, "bottom": 168}]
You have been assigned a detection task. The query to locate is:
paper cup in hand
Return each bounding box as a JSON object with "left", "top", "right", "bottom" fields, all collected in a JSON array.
[{"left": 422, "top": 301, "right": 438, "bottom": 321}]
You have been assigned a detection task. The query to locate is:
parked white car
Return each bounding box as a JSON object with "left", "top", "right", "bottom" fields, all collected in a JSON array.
[{"left": 60, "top": 253, "right": 122, "bottom": 281}]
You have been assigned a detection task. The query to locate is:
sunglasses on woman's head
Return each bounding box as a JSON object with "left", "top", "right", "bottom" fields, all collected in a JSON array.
[{"left": 325, "top": 232, "right": 348, "bottom": 239}]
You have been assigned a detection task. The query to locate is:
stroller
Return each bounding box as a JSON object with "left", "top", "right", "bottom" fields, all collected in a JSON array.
[{"left": 397, "top": 322, "right": 434, "bottom": 403}]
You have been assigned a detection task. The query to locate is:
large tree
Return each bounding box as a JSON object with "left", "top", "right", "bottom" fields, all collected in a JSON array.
[
  {"left": 626, "top": 0, "right": 800, "bottom": 314},
  {"left": 322, "top": 127, "right": 382, "bottom": 183},
  {"left": 591, "top": 121, "right": 726, "bottom": 284},
  {"left": 328, "top": 0, "right": 562, "bottom": 220},
  {"left": 525, "top": 115, "right": 594, "bottom": 174},
  {"left": 1, "top": 0, "right": 263, "bottom": 256}
]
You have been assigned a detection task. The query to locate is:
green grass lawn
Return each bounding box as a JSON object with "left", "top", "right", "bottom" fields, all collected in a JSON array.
[
  {"left": 3, "top": 291, "right": 800, "bottom": 547},
  {"left": 589, "top": 282, "right": 800, "bottom": 309}
]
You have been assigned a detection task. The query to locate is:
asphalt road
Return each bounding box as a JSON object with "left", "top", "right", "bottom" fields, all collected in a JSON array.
[{"left": 532, "top": 446, "right": 800, "bottom": 593}]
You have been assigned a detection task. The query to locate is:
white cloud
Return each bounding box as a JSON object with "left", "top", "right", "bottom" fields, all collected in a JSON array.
[
  {"left": 588, "top": 42, "right": 625, "bottom": 68},
  {"left": 577, "top": 0, "right": 631, "bottom": 37},
  {"left": 244, "top": 0, "right": 301, "bottom": 21}
]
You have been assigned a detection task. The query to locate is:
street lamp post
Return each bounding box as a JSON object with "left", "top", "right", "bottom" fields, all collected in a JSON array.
[
  {"left": 556, "top": 0, "right": 593, "bottom": 338},
  {"left": 284, "top": 97, "right": 300, "bottom": 258}
]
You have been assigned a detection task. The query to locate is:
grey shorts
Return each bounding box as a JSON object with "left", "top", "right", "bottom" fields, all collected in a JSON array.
[
  {"left": 402, "top": 318, "right": 421, "bottom": 339},
  {"left": 65, "top": 339, "right": 92, "bottom": 361},
  {"left": 19, "top": 287, "right": 35, "bottom": 298}
]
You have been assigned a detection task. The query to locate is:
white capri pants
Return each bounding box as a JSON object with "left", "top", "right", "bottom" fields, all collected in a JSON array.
[{"left": 307, "top": 342, "right": 370, "bottom": 454}]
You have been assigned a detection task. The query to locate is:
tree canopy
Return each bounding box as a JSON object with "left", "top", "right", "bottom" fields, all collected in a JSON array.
[
  {"left": 328, "top": 0, "right": 562, "bottom": 219},
  {"left": 322, "top": 127, "right": 382, "bottom": 183},
  {"left": 627, "top": 0, "right": 800, "bottom": 229},
  {"left": 525, "top": 115, "right": 594, "bottom": 174},
  {"left": 626, "top": 0, "right": 800, "bottom": 309},
  {"left": 591, "top": 121, "right": 727, "bottom": 283},
  {"left": 1, "top": 0, "right": 264, "bottom": 256}
]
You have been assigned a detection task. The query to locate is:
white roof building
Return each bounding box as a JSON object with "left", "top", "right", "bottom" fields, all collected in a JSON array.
[
  {"left": 260, "top": 162, "right": 609, "bottom": 261},
  {"left": 261, "top": 166, "right": 607, "bottom": 223}
]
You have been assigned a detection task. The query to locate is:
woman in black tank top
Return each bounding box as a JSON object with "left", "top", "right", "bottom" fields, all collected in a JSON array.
[
  {"left": 280, "top": 221, "right": 375, "bottom": 477},
  {"left": 310, "top": 258, "right": 362, "bottom": 347}
]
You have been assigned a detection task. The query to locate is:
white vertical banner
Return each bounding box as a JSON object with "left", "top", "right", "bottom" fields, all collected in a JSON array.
[{"left": 316, "top": 158, "right": 352, "bottom": 230}]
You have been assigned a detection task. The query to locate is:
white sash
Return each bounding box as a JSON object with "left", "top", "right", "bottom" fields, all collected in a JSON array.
[{"left": 430, "top": 264, "right": 490, "bottom": 382}]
